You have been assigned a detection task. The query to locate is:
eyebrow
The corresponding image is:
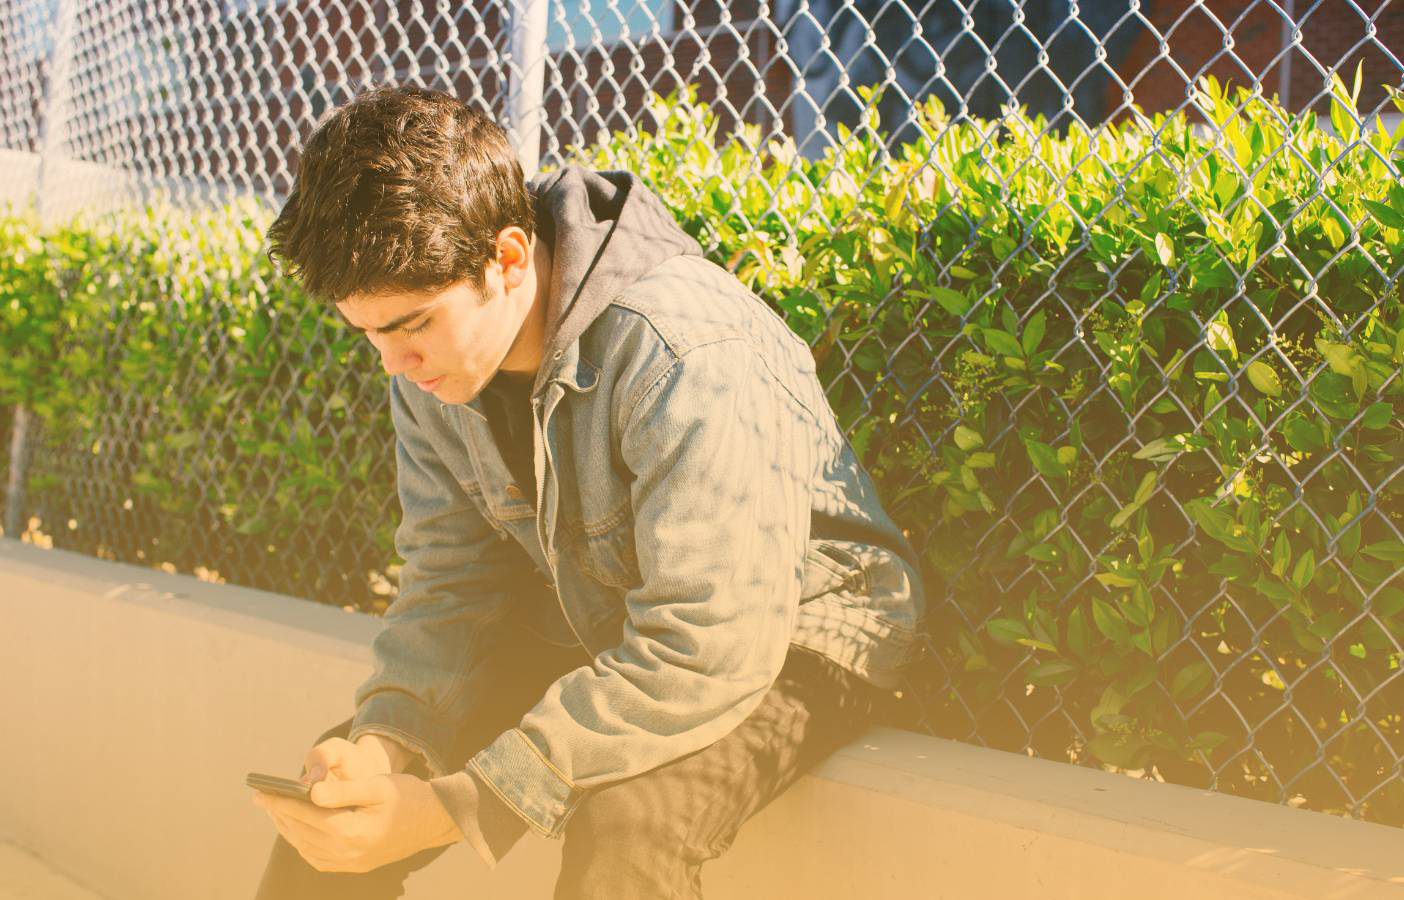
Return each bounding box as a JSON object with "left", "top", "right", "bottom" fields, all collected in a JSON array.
[{"left": 339, "top": 304, "right": 432, "bottom": 335}]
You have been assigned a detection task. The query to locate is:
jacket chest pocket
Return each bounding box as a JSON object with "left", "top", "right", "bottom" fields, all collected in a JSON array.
[{"left": 562, "top": 508, "right": 641, "bottom": 590}]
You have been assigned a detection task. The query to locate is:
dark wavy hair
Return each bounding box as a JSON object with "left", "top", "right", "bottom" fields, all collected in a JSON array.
[{"left": 267, "top": 84, "right": 534, "bottom": 303}]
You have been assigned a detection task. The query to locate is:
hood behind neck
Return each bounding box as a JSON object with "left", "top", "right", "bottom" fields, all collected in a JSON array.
[{"left": 527, "top": 167, "right": 701, "bottom": 391}]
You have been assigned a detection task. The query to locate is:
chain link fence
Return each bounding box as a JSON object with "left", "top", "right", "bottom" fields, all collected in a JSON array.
[{"left": 3, "top": 0, "right": 1403, "bottom": 822}]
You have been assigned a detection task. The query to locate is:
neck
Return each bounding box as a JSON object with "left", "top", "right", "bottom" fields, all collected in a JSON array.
[{"left": 497, "top": 237, "right": 553, "bottom": 378}]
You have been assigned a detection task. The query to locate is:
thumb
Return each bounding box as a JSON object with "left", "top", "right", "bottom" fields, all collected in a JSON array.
[
  {"left": 303, "top": 736, "right": 356, "bottom": 784},
  {"left": 309, "top": 774, "right": 390, "bottom": 809}
]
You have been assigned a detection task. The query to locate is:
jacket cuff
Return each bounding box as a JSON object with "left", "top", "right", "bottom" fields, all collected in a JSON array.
[
  {"left": 467, "top": 728, "right": 584, "bottom": 838},
  {"left": 427, "top": 769, "right": 528, "bottom": 868},
  {"left": 348, "top": 692, "right": 454, "bottom": 778}
]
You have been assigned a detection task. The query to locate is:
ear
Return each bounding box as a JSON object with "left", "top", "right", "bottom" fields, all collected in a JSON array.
[{"left": 495, "top": 226, "right": 532, "bottom": 291}]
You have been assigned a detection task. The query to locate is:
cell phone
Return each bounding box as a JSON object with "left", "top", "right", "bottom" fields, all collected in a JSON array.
[{"left": 246, "top": 772, "right": 314, "bottom": 802}]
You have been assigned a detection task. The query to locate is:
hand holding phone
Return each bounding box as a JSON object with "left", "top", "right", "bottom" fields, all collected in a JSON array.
[{"left": 247, "top": 772, "right": 314, "bottom": 803}]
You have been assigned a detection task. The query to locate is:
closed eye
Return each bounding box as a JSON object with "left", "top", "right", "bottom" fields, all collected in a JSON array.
[{"left": 401, "top": 317, "right": 431, "bottom": 336}]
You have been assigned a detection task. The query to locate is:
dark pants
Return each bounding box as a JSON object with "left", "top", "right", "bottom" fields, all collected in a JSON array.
[{"left": 253, "top": 630, "right": 880, "bottom": 900}]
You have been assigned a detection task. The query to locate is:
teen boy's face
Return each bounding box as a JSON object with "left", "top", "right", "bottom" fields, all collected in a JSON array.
[{"left": 335, "top": 263, "right": 532, "bottom": 406}]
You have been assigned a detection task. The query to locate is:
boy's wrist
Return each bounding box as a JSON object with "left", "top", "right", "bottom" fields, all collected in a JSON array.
[{"left": 355, "top": 732, "right": 415, "bottom": 774}]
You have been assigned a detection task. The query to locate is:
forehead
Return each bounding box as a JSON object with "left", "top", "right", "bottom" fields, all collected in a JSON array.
[{"left": 335, "top": 281, "right": 471, "bottom": 331}]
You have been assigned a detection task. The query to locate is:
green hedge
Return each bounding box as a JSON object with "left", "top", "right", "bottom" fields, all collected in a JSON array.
[
  {"left": 585, "top": 80, "right": 1404, "bottom": 818},
  {"left": 4, "top": 76, "right": 1404, "bottom": 820},
  {"left": 0, "top": 202, "right": 399, "bottom": 605}
]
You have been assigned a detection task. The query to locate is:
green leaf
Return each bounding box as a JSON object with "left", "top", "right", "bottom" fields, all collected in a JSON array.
[
  {"left": 1373, "top": 587, "right": 1404, "bottom": 618},
  {"left": 1322, "top": 213, "right": 1346, "bottom": 249},
  {"left": 1109, "top": 500, "right": 1143, "bottom": 530},
  {"left": 983, "top": 328, "right": 1024, "bottom": 357},
  {"left": 1189, "top": 731, "right": 1228, "bottom": 752},
  {"left": 1254, "top": 577, "right": 1297, "bottom": 606},
  {"left": 1170, "top": 661, "right": 1213, "bottom": 702},
  {"left": 1283, "top": 417, "right": 1326, "bottom": 452},
  {"left": 1317, "top": 341, "right": 1362, "bottom": 379},
  {"left": 1209, "top": 554, "right": 1257, "bottom": 580},
  {"left": 1133, "top": 470, "right": 1157, "bottom": 505},
  {"left": 1086, "top": 733, "right": 1152, "bottom": 769},
  {"left": 1021, "top": 310, "right": 1047, "bottom": 356},
  {"left": 1361, "top": 198, "right": 1404, "bottom": 230},
  {"left": 1361, "top": 541, "right": 1404, "bottom": 563},
  {"left": 1205, "top": 311, "right": 1237, "bottom": 361},
  {"left": 953, "top": 425, "right": 984, "bottom": 451},
  {"left": 1133, "top": 437, "right": 1180, "bottom": 461},
  {"left": 1092, "top": 597, "right": 1131, "bottom": 647},
  {"left": 1026, "top": 660, "right": 1077, "bottom": 686},
  {"left": 987, "top": 617, "right": 1031, "bottom": 645},
  {"left": 967, "top": 451, "right": 996, "bottom": 469},
  {"left": 1291, "top": 548, "right": 1316, "bottom": 591},
  {"left": 1023, "top": 437, "right": 1068, "bottom": 479},
  {"left": 926, "top": 286, "right": 971, "bottom": 317},
  {"left": 1271, "top": 532, "right": 1292, "bottom": 577},
  {"left": 1184, "top": 498, "right": 1253, "bottom": 553},
  {"left": 1360, "top": 402, "right": 1392, "bottom": 430},
  {"left": 1066, "top": 605, "right": 1091, "bottom": 658},
  {"left": 1154, "top": 232, "right": 1174, "bottom": 267},
  {"left": 1245, "top": 360, "right": 1282, "bottom": 397},
  {"left": 1095, "top": 572, "right": 1139, "bottom": 588}
]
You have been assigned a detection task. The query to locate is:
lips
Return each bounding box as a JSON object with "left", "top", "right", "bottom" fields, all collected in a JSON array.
[{"left": 414, "top": 376, "right": 444, "bottom": 392}]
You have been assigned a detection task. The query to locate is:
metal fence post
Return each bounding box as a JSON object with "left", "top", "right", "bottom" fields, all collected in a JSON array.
[
  {"left": 3, "top": 404, "right": 32, "bottom": 539},
  {"left": 508, "top": 0, "right": 549, "bottom": 178},
  {"left": 4, "top": 0, "right": 75, "bottom": 540},
  {"left": 35, "top": 0, "right": 76, "bottom": 226}
]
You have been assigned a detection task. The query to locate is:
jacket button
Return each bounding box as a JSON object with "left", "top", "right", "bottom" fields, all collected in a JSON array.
[{"left": 505, "top": 483, "right": 524, "bottom": 501}]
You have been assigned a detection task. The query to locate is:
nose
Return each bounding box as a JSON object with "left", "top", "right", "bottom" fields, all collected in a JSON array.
[{"left": 369, "top": 334, "right": 422, "bottom": 377}]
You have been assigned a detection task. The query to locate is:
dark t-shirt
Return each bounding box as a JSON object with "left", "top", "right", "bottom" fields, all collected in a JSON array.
[
  {"left": 477, "top": 370, "right": 536, "bottom": 500},
  {"left": 475, "top": 187, "right": 557, "bottom": 504}
]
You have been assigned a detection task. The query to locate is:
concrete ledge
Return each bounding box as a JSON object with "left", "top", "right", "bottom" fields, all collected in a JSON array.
[{"left": 3, "top": 540, "right": 1403, "bottom": 900}]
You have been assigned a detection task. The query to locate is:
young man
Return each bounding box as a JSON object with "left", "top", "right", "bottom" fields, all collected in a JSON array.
[{"left": 251, "top": 84, "right": 923, "bottom": 899}]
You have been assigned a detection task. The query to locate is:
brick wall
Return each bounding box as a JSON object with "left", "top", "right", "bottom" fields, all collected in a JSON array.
[{"left": 1114, "top": 0, "right": 1404, "bottom": 118}]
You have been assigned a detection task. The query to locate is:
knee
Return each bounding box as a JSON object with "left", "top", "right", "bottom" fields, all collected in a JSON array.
[
  {"left": 566, "top": 783, "right": 682, "bottom": 855},
  {"left": 556, "top": 785, "right": 692, "bottom": 900}
]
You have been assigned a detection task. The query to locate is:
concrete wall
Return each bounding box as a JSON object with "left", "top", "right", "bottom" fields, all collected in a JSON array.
[{"left": 3, "top": 539, "right": 1403, "bottom": 900}]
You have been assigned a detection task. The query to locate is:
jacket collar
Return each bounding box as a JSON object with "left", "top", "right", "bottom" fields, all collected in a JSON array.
[{"left": 541, "top": 340, "right": 600, "bottom": 395}]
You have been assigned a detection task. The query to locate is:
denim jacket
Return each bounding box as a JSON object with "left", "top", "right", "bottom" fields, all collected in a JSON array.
[{"left": 347, "top": 169, "right": 923, "bottom": 842}]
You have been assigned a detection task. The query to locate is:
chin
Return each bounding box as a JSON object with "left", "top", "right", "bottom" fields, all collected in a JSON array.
[{"left": 441, "top": 382, "right": 478, "bottom": 405}]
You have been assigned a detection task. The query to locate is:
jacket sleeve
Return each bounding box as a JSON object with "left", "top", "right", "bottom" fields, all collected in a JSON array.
[
  {"left": 465, "top": 338, "right": 817, "bottom": 837},
  {"left": 347, "top": 376, "right": 526, "bottom": 779}
]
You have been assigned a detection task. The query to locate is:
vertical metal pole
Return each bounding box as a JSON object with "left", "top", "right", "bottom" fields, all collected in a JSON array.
[
  {"left": 4, "top": 406, "right": 32, "bottom": 539},
  {"left": 6, "top": 0, "right": 79, "bottom": 539},
  {"left": 1278, "top": 0, "right": 1295, "bottom": 112},
  {"left": 508, "top": 0, "right": 550, "bottom": 178},
  {"left": 35, "top": 0, "right": 78, "bottom": 226}
]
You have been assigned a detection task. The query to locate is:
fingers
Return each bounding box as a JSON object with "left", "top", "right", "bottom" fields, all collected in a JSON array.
[
  {"left": 303, "top": 736, "right": 357, "bottom": 784},
  {"left": 309, "top": 773, "right": 392, "bottom": 809},
  {"left": 277, "top": 813, "right": 337, "bottom": 856},
  {"left": 257, "top": 797, "right": 337, "bottom": 857},
  {"left": 254, "top": 791, "right": 362, "bottom": 836},
  {"left": 253, "top": 792, "right": 371, "bottom": 874}
]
